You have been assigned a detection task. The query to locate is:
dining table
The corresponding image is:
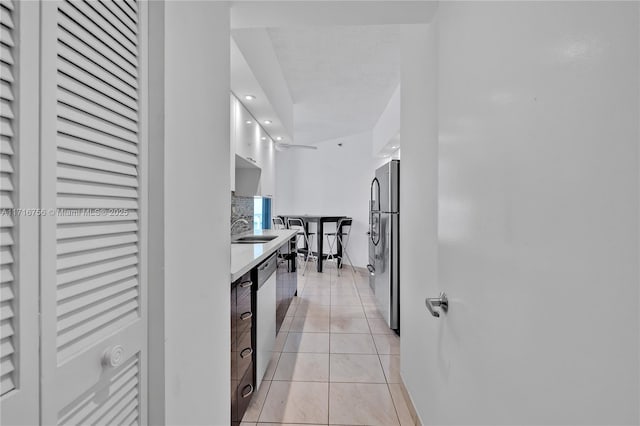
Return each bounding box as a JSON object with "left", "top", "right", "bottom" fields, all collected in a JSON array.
[{"left": 277, "top": 215, "right": 347, "bottom": 272}]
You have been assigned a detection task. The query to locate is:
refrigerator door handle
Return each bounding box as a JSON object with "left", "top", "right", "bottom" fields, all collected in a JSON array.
[{"left": 370, "top": 177, "right": 381, "bottom": 246}]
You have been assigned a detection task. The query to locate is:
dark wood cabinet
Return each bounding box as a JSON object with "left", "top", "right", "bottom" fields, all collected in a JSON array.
[
  {"left": 231, "top": 271, "right": 254, "bottom": 426},
  {"left": 276, "top": 238, "right": 298, "bottom": 334}
]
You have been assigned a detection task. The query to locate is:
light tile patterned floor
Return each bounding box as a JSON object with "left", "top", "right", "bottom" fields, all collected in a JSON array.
[{"left": 242, "top": 264, "right": 412, "bottom": 426}]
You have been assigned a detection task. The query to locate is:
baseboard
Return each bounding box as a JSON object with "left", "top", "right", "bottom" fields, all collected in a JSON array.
[{"left": 399, "top": 377, "right": 423, "bottom": 426}]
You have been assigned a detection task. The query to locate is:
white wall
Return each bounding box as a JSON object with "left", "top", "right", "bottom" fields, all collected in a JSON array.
[
  {"left": 162, "top": 2, "right": 230, "bottom": 425},
  {"left": 274, "top": 132, "right": 377, "bottom": 267},
  {"left": 401, "top": 2, "right": 640, "bottom": 425},
  {"left": 373, "top": 84, "right": 400, "bottom": 156}
]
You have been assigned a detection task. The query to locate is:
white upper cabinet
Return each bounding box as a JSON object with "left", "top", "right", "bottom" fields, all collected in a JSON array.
[
  {"left": 231, "top": 95, "right": 276, "bottom": 197},
  {"left": 230, "top": 95, "right": 236, "bottom": 192},
  {"left": 234, "top": 99, "right": 261, "bottom": 168},
  {"left": 258, "top": 127, "right": 275, "bottom": 198}
]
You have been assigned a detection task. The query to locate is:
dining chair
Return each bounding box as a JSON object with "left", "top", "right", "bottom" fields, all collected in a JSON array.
[
  {"left": 272, "top": 216, "right": 285, "bottom": 230},
  {"left": 326, "top": 217, "right": 356, "bottom": 276},
  {"left": 287, "top": 217, "right": 317, "bottom": 276}
]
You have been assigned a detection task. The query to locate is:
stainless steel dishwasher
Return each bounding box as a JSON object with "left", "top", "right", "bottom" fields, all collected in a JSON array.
[{"left": 255, "top": 253, "right": 277, "bottom": 391}]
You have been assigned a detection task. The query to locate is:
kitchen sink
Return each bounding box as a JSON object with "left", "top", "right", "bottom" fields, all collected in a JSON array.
[{"left": 232, "top": 235, "right": 278, "bottom": 244}]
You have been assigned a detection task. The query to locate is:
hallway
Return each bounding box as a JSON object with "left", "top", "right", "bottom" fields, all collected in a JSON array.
[{"left": 241, "top": 265, "right": 413, "bottom": 425}]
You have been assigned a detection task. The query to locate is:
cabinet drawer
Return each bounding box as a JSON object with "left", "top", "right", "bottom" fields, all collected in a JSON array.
[
  {"left": 237, "top": 329, "right": 253, "bottom": 379},
  {"left": 231, "top": 376, "right": 239, "bottom": 423},
  {"left": 237, "top": 365, "right": 255, "bottom": 422}
]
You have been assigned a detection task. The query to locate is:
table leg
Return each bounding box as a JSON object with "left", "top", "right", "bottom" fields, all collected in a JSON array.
[
  {"left": 337, "top": 221, "right": 343, "bottom": 269},
  {"left": 317, "top": 220, "right": 323, "bottom": 272}
]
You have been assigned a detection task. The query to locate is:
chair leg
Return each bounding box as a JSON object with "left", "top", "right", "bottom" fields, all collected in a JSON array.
[
  {"left": 337, "top": 234, "right": 356, "bottom": 277},
  {"left": 343, "top": 249, "right": 357, "bottom": 276},
  {"left": 302, "top": 252, "right": 309, "bottom": 276}
]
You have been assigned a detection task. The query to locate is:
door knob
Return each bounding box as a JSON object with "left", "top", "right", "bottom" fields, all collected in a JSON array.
[
  {"left": 425, "top": 292, "right": 448, "bottom": 318},
  {"left": 102, "top": 345, "right": 125, "bottom": 368}
]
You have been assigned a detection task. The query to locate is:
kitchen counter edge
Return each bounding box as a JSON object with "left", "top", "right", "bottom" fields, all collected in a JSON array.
[{"left": 230, "top": 229, "right": 297, "bottom": 282}]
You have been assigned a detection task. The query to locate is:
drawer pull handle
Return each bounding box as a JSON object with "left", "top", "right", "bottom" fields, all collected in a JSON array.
[
  {"left": 240, "top": 312, "right": 252, "bottom": 321},
  {"left": 239, "top": 280, "right": 252, "bottom": 288},
  {"left": 241, "top": 384, "right": 254, "bottom": 398},
  {"left": 240, "top": 347, "right": 253, "bottom": 359}
]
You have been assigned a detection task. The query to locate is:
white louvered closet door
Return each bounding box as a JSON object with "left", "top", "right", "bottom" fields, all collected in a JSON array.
[
  {"left": 40, "top": 1, "right": 148, "bottom": 424},
  {"left": 0, "top": 0, "right": 40, "bottom": 424}
]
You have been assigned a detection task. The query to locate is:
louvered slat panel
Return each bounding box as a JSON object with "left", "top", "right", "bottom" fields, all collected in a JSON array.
[
  {"left": 58, "top": 149, "right": 138, "bottom": 177},
  {"left": 57, "top": 221, "right": 138, "bottom": 240},
  {"left": 0, "top": 192, "right": 13, "bottom": 209},
  {"left": 0, "top": 173, "right": 13, "bottom": 191},
  {"left": 1, "top": 98, "right": 14, "bottom": 119},
  {"left": 57, "top": 254, "right": 138, "bottom": 286},
  {"left": 58, "top": 103, "right": 138, "bottom": 144},
  {"left": 116, "top": 0, "right": 138, "bottom": 25},
  {"left": 0, "top": 153, "right": 13, "bottom": 172},
  {"left": 98, "top": 0, "right": 137, "bottom": 42},
  {"left": 53, "top": 1, "right": 143, "bottom": 421},
  {"left": 57, "top": 232, "right": 138, "bottom": 256},
  {"left": 56, "top": 14, "right": 137, "bottom": 82},
  {"left": 58, "top": 1, "right": 137, "bottom": 69},
  {"left": 57, "top": 266, "right": 138, "bottom": 301},
  {"left": 0, "top": 26, "right": 14, "bottom": 47},
  {"left": 58, "top": 180, "right": 138, "bottom": 198},
  {"left": 57, "top": 275, "right": 138, "bottom": 316},
  {"left": 0, "top": 300, "right": 14, "bottom": 320},
  {"left": 58, "top": 116, "right": 138, "bottom": 154},
  {"left": 58, "top": 88, "right": 138, "bottom": 133},
  {"left": 56, "top": 300, "right": 139, "bottom": 360},
  {"left": 58, "top": 72, "right": 138, "bottom": 122},
  {"left": 0, "top": 335, "right": 14, "bottom": 356},
  {"left": 58, "top": 39, "right": 138, "bottom": 101},
  {"left": 0, "top": 44, "right": 13, "bottom": 64},
  {"left": 0, "top": 81, "right": 14, "bottom": 100},
  {"left": 0, "top": 354, "right": 14, "bottom": 376},
  {"left": 58, "top": 62, "right": 138, "bottom": 112},
  {"left": 57, "top": 243, "right": 138, "bottom": 271},
  {"left": 58, "top": 133, "right": 138, "bottom": 165},
  {"left": 58, "top": 355, "right": 140, "bottom": 425},
  {"left": 0, "top": 0, "right": 16, "bottom": 398},
  {"left": 56, "top": 288, "right": 138, "bottom": 334},
  {"left": 0, "top": 318, "right": 14, "bottom": 338},
  {"left": 0, "top": 62, "right": 14, "bottom": 83},
  {"left": 0, "top": 117, "right": 13, "bottom": 137},
  {"left": 56, "top": 0, "right": 140, "bottom": 376},
  {"left": 0, "top": 264, "right": 14, "bottom": 285},
  {"left": 72, "top": 0, "right": 137, "bottom": 57}
]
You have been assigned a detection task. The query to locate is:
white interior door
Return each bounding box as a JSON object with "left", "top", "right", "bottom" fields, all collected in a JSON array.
[
  {"left": 39, "top": 1, "right": 148, "bottom": 424},
  {"left": 0, "top": 1, "right": 40, "bottom": 424},
  {"left": 401, "top": 3, "right": 639, "bottom": 425}
]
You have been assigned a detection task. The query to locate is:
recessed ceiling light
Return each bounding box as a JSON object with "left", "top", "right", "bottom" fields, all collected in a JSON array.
[
  {"left": 245, "top": 120, "right": 252, "bottom": 125},
  {"left": 261, "top": 137, "right": 267, "bottom": 141},
  {"left": 244, "top": 95, "right": 255, "bottom": 100},
  {"left": 263, "top": 120, "right": 272, "bottom": 125},
  {"left": 275, "top": 136, "right": 283, "bottom": 141}
]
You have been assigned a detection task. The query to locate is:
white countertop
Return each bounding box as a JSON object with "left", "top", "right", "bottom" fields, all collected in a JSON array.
[{"left": 230, "top": 229, "right": 298, "bottom": 282}]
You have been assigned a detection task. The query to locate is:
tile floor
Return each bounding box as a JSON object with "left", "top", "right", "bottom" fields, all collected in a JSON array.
[{"left": 241, "top": 264, "right": 410, "bottom": 426}]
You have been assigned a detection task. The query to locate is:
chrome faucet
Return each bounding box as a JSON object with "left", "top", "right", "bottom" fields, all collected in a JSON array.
[{"left": 231, "top": 218, "right": 249, "bottom": 233}]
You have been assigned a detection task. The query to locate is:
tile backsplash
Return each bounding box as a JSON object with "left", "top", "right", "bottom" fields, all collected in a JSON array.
[{"left": 231, "top": 194, "right": 254, "bottom": 236}]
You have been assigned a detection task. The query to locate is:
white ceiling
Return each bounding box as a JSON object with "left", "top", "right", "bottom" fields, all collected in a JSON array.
[{"left": 266, "top": 25, "right": 402, "bottom": 145}]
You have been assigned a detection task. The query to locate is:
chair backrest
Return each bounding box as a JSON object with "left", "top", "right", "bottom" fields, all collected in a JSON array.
[
  {"left": 337, "top": 217, "right": 353, "bottom": 246},
  {"left": 272, "top": 217, "right": 285, "bottom": 230},
  {"left": 287, "top": 217, "right": 305, "bottom": 232},
  {"left": 287, "top": 218, "right": 311, "bottom": 247}
]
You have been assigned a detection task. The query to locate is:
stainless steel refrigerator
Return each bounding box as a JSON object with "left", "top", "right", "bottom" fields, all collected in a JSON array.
[{"left": 367, "top": 160, "right": 400, "bottom": 333}]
